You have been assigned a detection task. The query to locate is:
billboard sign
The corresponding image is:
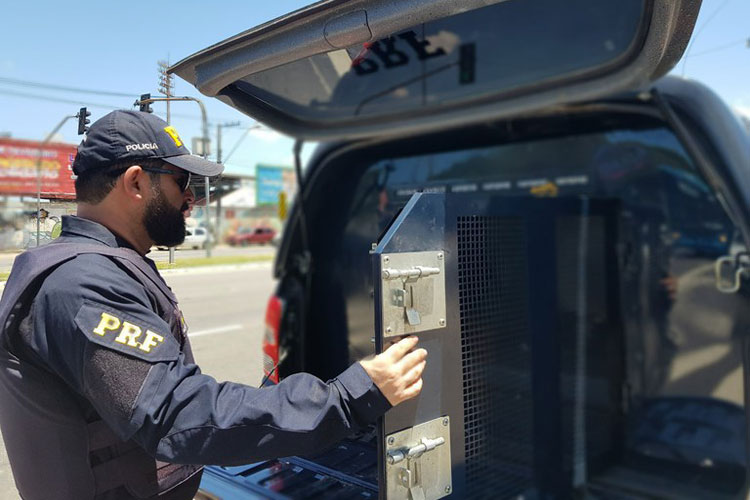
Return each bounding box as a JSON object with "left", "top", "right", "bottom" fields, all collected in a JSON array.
[
  {"left": 256, "top": 164, "right": 295, "bottom": 205},
  {"left": 0, "top": 138, "right": 77, "bottom": 199}
]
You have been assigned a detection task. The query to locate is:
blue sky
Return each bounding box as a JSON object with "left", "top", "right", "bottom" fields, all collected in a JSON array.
[{"left": 1, "top": 1, "right": 748, "bottom": 177}]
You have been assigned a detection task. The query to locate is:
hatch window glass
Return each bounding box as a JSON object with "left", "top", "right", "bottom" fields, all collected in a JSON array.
[{"left": 236, "top": 0, "right": 645, "bottom": 122}]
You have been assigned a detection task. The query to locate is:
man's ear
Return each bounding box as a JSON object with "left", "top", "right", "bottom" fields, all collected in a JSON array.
[{"left": 121, "top": 165, "right": 148, "bottom": 200}]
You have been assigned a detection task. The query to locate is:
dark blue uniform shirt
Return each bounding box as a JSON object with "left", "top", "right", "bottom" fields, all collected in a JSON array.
[{"left": 19, "top": 215, "right": 390, "bottom": 465}]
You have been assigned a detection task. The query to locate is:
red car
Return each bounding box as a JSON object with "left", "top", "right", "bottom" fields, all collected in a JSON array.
[{"left": 227, "top": 227, "right": 276, "bottom": 246}]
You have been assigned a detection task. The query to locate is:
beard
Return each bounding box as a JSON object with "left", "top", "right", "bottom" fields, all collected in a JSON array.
[{"left": 143, "top": 187, "right": 189, "bottom": 247}]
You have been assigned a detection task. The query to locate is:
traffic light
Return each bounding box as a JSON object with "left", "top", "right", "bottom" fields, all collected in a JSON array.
[
  {"left": 77, "top": 107, "right": 91, "bottom": 135},
  {"left": 139, "top": 93, "right": 153, "bottom": 113}
]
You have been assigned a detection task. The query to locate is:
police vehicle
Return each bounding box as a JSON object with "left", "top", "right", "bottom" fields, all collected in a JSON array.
[{"left": 171, "top": 0, "right": 750, "bottom": 498}]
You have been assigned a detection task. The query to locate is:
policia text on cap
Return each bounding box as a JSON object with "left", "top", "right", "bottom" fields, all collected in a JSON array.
[{"left": 0, "top": 110, "right": 427, "bottom": 500}]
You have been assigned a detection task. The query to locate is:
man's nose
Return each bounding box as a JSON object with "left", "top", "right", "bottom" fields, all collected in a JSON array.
[{"left": 183, "top": 186, "right": 195, "bottom": 206}]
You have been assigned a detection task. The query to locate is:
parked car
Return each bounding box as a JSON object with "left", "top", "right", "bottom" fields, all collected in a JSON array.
[
  {"left": 173, "top": 1, "right": 750, "bottom": 498},
  {"left": 180, "top": 227, "right": 211, "bottom": 250},
  {"left": 156, "top": 227, "right": 211, "bottom": 250},
  {"left": 227, "top": 227, "right": 276, "bottom": 246}
]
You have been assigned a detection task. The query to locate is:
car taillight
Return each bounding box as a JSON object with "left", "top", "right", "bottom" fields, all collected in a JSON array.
[{"left": 262, "top": 295, "right": 284, "bottom": 384}]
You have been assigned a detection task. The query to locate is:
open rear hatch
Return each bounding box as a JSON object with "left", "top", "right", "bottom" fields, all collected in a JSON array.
[{"left": 170, "top": 0, "right": 700, "bottom": 142}]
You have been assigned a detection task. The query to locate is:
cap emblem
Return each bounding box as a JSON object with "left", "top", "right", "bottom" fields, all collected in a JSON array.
[{"left": 163, "top": 126, "right": 183, "bottom": 147}]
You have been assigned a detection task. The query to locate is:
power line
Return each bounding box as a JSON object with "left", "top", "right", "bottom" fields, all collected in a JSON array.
[
  {"left": 681, "top": 0, "right": 731, "bottom": 76},
  {"left": 688, "top": 38, "right": 749, "bottom": 58},
  {"left": 0, "top": 76, "right": 135, "bottom": 97},
  {"left": 0, "top": 88, "right": 252, "bottom": 126},
  {"left": 223, "top": 128, "right": 254, "bottom": 165},
  {"left": 0, "top": 88, "right": 121, "bottom": 110},
  {"left": 220, "top": 126, "right": 282, "bottom": 168}
]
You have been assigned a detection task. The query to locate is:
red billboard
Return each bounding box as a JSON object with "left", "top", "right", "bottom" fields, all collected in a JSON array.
[{"left": 0, "top": 138, "right": 77, "bottom": 199}]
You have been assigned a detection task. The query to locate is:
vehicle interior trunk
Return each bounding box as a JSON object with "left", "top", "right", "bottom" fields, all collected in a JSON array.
[{"left": 279, "top": 106, "right": 748, "bottom": 498}]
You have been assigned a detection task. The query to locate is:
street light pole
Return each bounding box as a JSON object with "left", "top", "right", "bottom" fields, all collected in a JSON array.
[
  {"left": 158, "top": 61, "right": 177, "bottom": 265},
  {"left": 35, "top": 114, "right": 76, "bottom": 247}
]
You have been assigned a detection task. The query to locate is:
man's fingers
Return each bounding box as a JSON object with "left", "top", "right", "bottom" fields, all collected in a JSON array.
[
  {"left": 361, "top": 336, "right": 428, "bottom": 406},
  {"left": 403, "top": 360, "right": 426, "bottom": 388},
  {"left": 384, "top": 336, "right": 419, "bottom": 361},
  {"left": 396, "top": 348, "right": 427, "bottom": 371},
  {"left": 401, "top": 377, "right": 424, "bottom": 401}
]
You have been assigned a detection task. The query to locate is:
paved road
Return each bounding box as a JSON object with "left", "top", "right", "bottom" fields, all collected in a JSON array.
[
  {"left": 169, "top": 263, "right": 276, "bottom": 387},
  {"left": 0, "top": 262, "right": 276, "bottom": 499}
]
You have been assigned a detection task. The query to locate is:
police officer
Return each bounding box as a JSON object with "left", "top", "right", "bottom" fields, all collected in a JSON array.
[{"left": 0, "top": 110, "right": 427, "bottom": 499}]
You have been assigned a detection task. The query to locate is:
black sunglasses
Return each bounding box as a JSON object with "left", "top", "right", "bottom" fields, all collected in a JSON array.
[
  {"left": 140, "top": 167, "right": 192, "bottom": 193},
  {"left": 106, "top": 165, "right": 192, "bottom": 193}
]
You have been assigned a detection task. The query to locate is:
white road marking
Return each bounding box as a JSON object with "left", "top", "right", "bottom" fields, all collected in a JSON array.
[
  {"left": 160, "top": 261, "right": 272, "bottom": 277},
  {"left": 189, "top": 324, "right": 244, "bottom": 337}
]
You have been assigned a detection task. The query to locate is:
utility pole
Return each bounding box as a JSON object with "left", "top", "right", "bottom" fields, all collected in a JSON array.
[
  {"left": 158, "top": 61, "right": 173, "bottom": 124},
  {"left": 158, "top": 60, "right": 174, "bottom": 125},
  {"left": 216, "top": 121, "right": 241, "bottom": 245}
]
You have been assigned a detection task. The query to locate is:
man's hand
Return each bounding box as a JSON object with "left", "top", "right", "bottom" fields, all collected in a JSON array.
[{"left": 359, "top": 336, "right": 427, "bottom": 406}]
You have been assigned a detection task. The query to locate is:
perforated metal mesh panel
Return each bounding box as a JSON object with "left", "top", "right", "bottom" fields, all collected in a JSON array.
[{"left": 458, "top": 216, "right": 534, "bottom": 499}]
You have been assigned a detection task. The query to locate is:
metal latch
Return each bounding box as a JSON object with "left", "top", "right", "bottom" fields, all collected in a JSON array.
[
  {"left": 382, "top": 266, "right": 441, "bottom": 281},
  {"left": 381, "top": 251, "right": 446, "bottom": 337},
  {"left": 715, "top": 252, "right": 750, "bottom": 293},
  {"left": 387, "top": 436, "right": 445, "bottom": 465},
  {"left": 384, "top": 266, "right": 440, "bottom": 326},
  {"left": 386, "top": 416, "right": 452, "bottom": 500}
]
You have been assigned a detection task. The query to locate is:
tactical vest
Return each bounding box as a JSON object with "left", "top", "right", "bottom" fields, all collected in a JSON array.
[{"left": 0, "top": 239, "right": 203, "bottom": 499}]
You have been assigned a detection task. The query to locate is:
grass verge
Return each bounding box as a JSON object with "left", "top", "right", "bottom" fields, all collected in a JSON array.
[{"left": 155, "top": 254, "right": 273, "bottom": 270}]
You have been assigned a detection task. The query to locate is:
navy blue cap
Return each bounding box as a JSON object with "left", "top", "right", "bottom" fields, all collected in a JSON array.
[{"left": 72, "top": 110, "right": 223, "bottom": 177}]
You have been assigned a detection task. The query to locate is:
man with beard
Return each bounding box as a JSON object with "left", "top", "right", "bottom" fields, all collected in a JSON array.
[{"left": 0, "top": 110, "right": 427, "bottom": 500}]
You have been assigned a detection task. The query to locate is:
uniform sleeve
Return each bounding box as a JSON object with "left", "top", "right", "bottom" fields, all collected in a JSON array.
[
  {"left": 134, "top": 358, "right": 389, "bottom": 465},
  {"left": 33, "top": 256, "right": 391, "bottom": 466}
]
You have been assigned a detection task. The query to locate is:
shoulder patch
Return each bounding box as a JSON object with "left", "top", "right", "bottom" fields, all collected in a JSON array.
[{"left": 74, "top": 300, "right": 180, "bottom": 363}]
